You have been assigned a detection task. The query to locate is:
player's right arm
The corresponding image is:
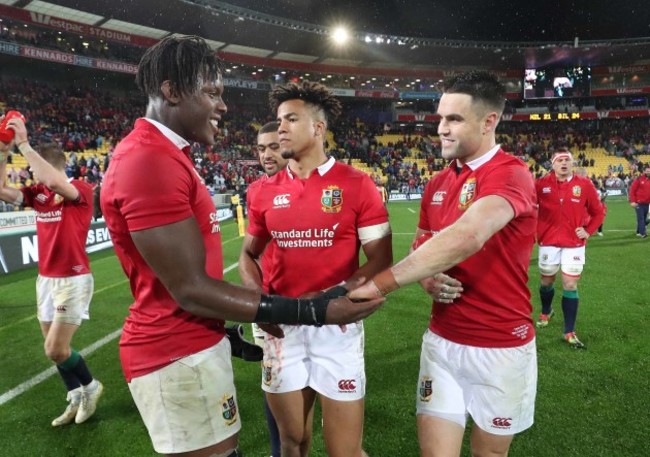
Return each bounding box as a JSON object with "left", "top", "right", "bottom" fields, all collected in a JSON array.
[
  {"left": 131, "top": 217, "right": 384, "bottom": 324},
  {"left": 238, "top": 233, "right": 268, "bottom": 292},
  {"left": 0, "top": 140, "right": 22, "bottom": 204},
  {"left": 629, "top": 179, "right": 638, "bottom": 207}
]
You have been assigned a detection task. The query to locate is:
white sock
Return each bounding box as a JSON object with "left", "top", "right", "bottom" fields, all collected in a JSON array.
[{"left": 82, "top": 379, "right": 98, "bottom": 392}]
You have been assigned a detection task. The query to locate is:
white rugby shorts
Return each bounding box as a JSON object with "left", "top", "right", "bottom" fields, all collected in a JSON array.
[
  {"left": 416, "top": 330, "right": 537, "bottom": 435},
  {"left": 538, "top": 246, "right": 585, "bottom": 276},
  {"left": 262, "top": 323, "right": 365, "bottom": 401},
  {"left": 36, "top": 273, "right": 93, "bottom": 325},
  {"left": 128, "top": 339, "right": 241, "bottom": 454}
]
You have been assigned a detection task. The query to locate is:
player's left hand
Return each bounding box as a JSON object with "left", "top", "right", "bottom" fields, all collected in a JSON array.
[
  {"left": 575, "top": 227, "right": 589, "bottom": 239},
  {"left": 420, "top": 273, "right": 463, "bottom": 303}
]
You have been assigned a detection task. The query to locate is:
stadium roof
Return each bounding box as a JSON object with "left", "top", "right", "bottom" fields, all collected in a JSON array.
[{"left": 8, "top": 0, "right": 650, "bottom": 71}]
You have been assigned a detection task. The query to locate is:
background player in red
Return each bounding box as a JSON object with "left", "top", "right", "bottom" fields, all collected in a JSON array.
[
  {"left": 242, "top": 81, "right": 392, "bottom": 457},
  {"left": 535, "top": 151, "right": 605, "bottom": 349},
  {"left": 100, "top": 36, "right": 382, "bottom": 457},
  {"left": 0, "top": 116, "right": 103, "bottom": 427},
  {"left": 350, "top": 71, "right": 538, "bottom": 457},
  {"left": 239, "top": 120, "right": 287, "bottom": 457},
  {"left": 629, "top": 165, "right": 650, "bottom": 238}
]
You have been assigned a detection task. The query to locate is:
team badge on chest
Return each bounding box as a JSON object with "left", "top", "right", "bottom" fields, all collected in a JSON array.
[
  {"left": 572, "top": 186, "right": 582, "bottom": 197},
  {"left": 321, "top": 185, "right": 343, "bottom": 213},
  {"left": 458, "top": 177, "right": 477, "bottom": 210}
]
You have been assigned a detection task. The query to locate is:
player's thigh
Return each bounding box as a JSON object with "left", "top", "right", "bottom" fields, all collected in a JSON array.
[
  {"left": 470, "top": 425, "right": 514, "bottom": 457},
  {"left": 45, "top": 321, "right": 80, "bottom": 353},
  {"left": 538, "top": 246, "right": 561, "bottom": 278},
  {"left": 266, "top": 388, "right": 317, "bottom": 443},
  {"left": 320, "top": 396, "right": 365, "bottom": 456},
  {"left": 560, "top": 246, "right": 585, "bottom": 281},
  {"left": 417, "top": 414, "right": 464, "bottom": 457},
  {"left": 128, "top": 339, "right": 241, "bottom": 455}
]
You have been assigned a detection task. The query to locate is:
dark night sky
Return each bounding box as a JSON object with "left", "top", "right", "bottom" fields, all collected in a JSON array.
[{"left": 226, "top": 0, "right": 650, "bottom": 42}]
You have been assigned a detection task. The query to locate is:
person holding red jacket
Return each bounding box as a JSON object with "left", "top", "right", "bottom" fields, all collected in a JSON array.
[
  {"left": 535, "top": 151, "right": 605, "bottom": 349},
  {"left": 629, "top": 166, "right": 650, "bottom": 238}
]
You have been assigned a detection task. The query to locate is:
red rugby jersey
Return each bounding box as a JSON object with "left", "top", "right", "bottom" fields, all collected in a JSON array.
[
  {"left": 101, "top": 119, "right": 225, "bottom": 382},
  {"left": 247, "top": 158, "right": 389, "bottom": 297},
  {"left": 246, "top": 175, "right": 275, "bottom": 292},
  {"left": 536, "top": 172, "right": 605, "bottom": 247},
  {"left": 418, "top": 149, "right": 537, "bottom": 348},
  {"left": 21, "top": 180, "right": 93, "bottom": 277}
]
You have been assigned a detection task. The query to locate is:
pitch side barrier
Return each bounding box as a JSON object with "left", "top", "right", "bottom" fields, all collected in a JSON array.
[
  {"left": 388, "top": 192, "right": 423, "bottom": 202},
  {"left": 0, "top": 203, "right": 233, "bottom": 274},
  {"left": 387, "top": 189, "right": 626, "bottom": 201}
]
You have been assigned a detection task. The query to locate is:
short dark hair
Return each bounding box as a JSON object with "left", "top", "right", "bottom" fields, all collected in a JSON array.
[
  {"left": 269, "top": 81, "right": 342, "bottom": 125},
  {"left": 136, "top": 35, "right": 222, "bottom": 99},
  {"left": 258, "top": 121, "right": 279, "bottom": 135},
  {"left": 37, "top": 142, "right": 66, "bottom": 170},
  {"left": 442, "top": 71, "right": 506, "bottom": 114}
]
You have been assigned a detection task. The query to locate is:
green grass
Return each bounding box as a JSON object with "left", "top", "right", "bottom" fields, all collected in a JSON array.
[{"left": 0, "top": 198, "right": 648, "bottom": 456}]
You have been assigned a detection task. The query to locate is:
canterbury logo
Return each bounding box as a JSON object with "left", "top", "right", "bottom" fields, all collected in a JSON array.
[
  {"left": 492, "top": 417, "right": 512, "bottom": 428},
  {"left": 337, "top": 379, "right": 356, "bottom": 391},
  {"left": 56, "top": 305, "right": 67, "bottom": 312},
  {"left": 273, "top": 194, "right": 290, "bottom": 206},
  {"left": 431, "top": 191, "right": 446, "bottom": 204}
]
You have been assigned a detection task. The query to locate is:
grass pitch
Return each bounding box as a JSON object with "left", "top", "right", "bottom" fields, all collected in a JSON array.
[{"left": 0, "top": 197, "right": 648, "bottom": 456}]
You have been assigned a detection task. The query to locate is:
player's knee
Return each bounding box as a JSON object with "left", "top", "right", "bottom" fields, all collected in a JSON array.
[
  {"left": 539, "top": 264, "right": 559, "bottom": 277},
  {"left": 561, "top": 264, "right": 583, "bottom": 278},
  {"left": 562, "top": 280, "right": 579, "bottom": 291},
  {"left": 44, "top": 342, "right": 70, "bottom": 364},
  {"left": 279, "top": 431, "right": 310, "bottom": 451}
]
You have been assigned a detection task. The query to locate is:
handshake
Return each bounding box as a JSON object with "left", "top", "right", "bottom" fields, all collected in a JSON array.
[{"left": 230, "top": 284, "right": 382, "bottom": 361}]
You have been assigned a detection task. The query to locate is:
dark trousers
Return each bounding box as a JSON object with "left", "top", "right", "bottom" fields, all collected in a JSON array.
[{"left": 635, "top": 203, "right": 649, "bottom": 235}]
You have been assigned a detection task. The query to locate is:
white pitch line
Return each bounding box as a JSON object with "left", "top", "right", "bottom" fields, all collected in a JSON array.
[
  {"left": 407, "top": 208, "right": 416, "bottom": 213},
  {"left": 0, "top": 262, "right": 239, "bottom": 407}
]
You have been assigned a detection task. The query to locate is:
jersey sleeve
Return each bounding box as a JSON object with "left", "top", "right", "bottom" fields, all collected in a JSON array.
[
  {"left": 356, "top": 173, "right": 389, "bottom": 230},
  {"left": 246, "top": 184, "right": 270, "bottom": 240},
  {"left": 583, "top": 179, "right": 606, "bottom": 234},
  {"left": 629, "top": 179, "right": 638, "bottom": 202},
  {"left": 70, "top": 180, "right": 93, "bottom": 207},
  {"left": 418, "top": 180, "right": 434, "bottom": 231},
  {"left": 480, "top": 162, "right": 536, "bottom": 218},
  {"left": 117, "top": 152, "right": 194, "bottom": 232},
  {"left": 20, "top": 185, "right": 36, "bottom": 207}
]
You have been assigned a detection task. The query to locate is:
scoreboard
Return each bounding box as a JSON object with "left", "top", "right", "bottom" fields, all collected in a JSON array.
[{"left": 528, "top": 112, "right": 582, "bottom": 121}]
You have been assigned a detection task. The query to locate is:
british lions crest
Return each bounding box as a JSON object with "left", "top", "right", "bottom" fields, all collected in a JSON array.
[
  {"left": 458, "top": 177, "right": 477, "bottom": 210},
  {"left": 221, "top": 394, "right": 238, "bottom": 426},
  {"left": 321, "top": 185, "right": 343, "bottom": 213},
  {"left": 419, "top": 376, "right": 433, "bottom": 402}
]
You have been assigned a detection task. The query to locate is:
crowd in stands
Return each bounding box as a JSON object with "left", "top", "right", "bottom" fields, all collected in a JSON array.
[{"left": 2, "top": 77, "right": 650, "bottom": 212}]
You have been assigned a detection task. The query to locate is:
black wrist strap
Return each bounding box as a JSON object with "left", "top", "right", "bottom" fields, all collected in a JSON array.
[{"left": 256, "top": 294, "right": 328, "bottom": 326}]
